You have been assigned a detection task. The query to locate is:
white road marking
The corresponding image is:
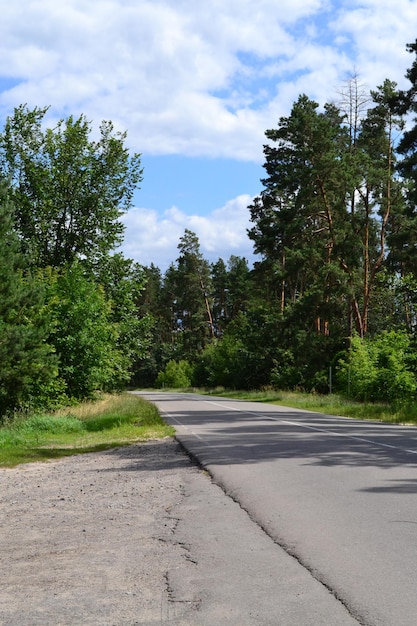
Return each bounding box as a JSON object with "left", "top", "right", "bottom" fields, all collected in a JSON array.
[{"left": 202, "top": 400, "right": 417, "bottom": 456}]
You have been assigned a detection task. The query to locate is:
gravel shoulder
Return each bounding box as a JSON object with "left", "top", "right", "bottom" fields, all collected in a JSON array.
[
  {"left": 0, "top": 440, "right": 192, "bottom": 626},
  {"left": 0, "top": 438, "right": 360, "bottom": 626}
]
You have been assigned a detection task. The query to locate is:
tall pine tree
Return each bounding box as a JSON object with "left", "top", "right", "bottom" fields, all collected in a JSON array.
[{"left": 0, "top": 180, "right": 56, "bottom": 415}]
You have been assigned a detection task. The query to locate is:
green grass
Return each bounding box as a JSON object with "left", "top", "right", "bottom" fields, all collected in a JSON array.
[{"left": 0, "top": 393, "right": 175, "bottom": 468}]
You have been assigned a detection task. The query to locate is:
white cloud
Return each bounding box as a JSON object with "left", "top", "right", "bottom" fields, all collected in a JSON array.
[
  {"left": 330, "top": 1, "right": 417, "bottom": 90},
  {"left": 2, "top": 0, "right": 415, "bottom": 269},
  {"left": 0, "top": 0, "right": 414, "bottom": 161},
  {"left": 119, "top": 194, "right": 256, "bottom": 270}
]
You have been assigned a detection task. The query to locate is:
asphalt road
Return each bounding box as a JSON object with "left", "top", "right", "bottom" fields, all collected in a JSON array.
[{"left": 139, "top": 391, "right": 417, "bottom": 626}]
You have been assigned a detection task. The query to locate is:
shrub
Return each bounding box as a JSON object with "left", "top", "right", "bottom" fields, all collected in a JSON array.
[
  {"left": 337, "top": 330, "right": 417, "bottom": 402},
  {"left": 156, "top": 360, "right": 193, "bottom": 388},
  {"left": 46, "top": 264, "right": 128, "bottom": 399},
  {"left": 337, "top": 335, "right": 377, "bottom": 401}
]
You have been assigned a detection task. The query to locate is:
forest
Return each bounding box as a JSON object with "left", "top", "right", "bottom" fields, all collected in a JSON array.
[{"left": 3, "top": 41, "right": 417, "bottom": 418}]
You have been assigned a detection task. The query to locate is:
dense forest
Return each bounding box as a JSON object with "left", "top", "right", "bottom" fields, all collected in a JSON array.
[{"left": 4, "top": 41, "right": 417, "bottom": 418}]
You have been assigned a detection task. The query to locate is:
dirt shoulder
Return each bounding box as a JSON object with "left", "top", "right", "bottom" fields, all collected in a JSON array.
[{"left": 0, "top": 439, "right": 197, "bottom": 626}]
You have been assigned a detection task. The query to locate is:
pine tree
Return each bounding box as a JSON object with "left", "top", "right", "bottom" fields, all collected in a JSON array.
[
  {"left": 162, "top": 230, "right": 214, "bottom": 360},
  {"left": 388, "top": 41, "right": 417, "bottom": 280},
  {"left": 248, "top": 95, "right": 353, "bottom": 337},
  {"left": 0, "top": 181, "right": 56, "bottom": 416}
]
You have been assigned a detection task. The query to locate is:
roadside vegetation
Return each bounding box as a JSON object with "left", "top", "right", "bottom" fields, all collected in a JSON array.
[
  {"left": 4, "top": 43, "right": 417, "bottom": 464},
  {"left": 0, "top": 393, "right": 174, "bottom": 468}
]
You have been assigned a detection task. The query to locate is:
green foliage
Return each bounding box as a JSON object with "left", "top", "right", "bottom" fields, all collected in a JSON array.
[
  {"left": 90, "top": 253, "right": 152, "bottom": 374},
  {"left": 156, "top": 360, "right": 194, "bottom": 388},
  {"left": 0, "top": 394, "right": 174, "bottom": 467},
  {"left": 4, "top": 66, "right": 417, "bottom": 407},
  {"left": 162, "top": 230, "right": 214, "bottom": 359},
  {"left": 134, "top": 253, "right": 254, "bottom": 388},
  {"left": 46, "top": 263, "right": 129, "bottom": 399},
  {"left": 270, "top": 347, "right": 332, "bottom": 394},
  {"left": 0, "top": 105, "right": 150, "bottom": 409},
  {"left": 337, "top": 331, "right": 417, "bottom": 402},
  {"left": 372, "top": 332, "right": 417, "bottom": 400},
  {"left": 336, "top": 336, "right": 376, "bottom": 401},
  {"left": 194, "top": 308, "right": 279, "bottom": 390},
  {"left": 26, "top": 372, "right": 69, "bottom": 412},
  {"left": 194, "top": 337, "right": 246, "bottom": 388},
  {"left": 211, "top": 255, "right": 252, "bottom": 335},
  {"left": 0, "top": 105, "right": 143, "bottom": 268},
  {"left": 0, "top": 181, "right": 58, "bottom": 417},
  {"left": 132, "top": 264, "right": 175, "bottom": 386}
]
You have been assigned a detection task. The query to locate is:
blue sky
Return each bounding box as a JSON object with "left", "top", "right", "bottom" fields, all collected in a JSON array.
[{"left": 0, "top": 0, "right": 416, "bottom": 270}]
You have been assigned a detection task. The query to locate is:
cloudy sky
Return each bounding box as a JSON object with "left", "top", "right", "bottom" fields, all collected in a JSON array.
[{"left": 0, "top": 0, "right": 416, "bottom": 270}]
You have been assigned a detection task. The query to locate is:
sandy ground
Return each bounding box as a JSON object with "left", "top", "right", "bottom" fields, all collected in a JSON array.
[
  {"left": 0, "top": 439, "right": 200, "bottom": 626},
  {"left": 0, "top": 437, "right": 361, "bottom": 626}
]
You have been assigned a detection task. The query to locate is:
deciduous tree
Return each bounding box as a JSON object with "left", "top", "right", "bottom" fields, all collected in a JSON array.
[{"left": 0, "top": 105, "right": 142, "bottom": 268}]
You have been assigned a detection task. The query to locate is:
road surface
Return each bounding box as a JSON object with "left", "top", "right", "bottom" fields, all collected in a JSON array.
[{"left": 138, "top": 391, "right": 417, "bottom": 626}]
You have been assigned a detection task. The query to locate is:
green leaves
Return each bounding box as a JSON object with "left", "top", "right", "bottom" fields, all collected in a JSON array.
[
  {"left": 0, "top": 105, "right": 143, "bottom": 268},
  {"left": 0, "top": 106, "right": 148, "bottom": 415},
  {"left": 0, "top": 181, "right": 57, "bottom": 416},
  {"left": 45, "top": 264, "right": 128, "bottom": 399},
  {"left": 337, "top": 331, "right": 417, "bottom": 402},
  {"left": 163, "top": 230, "right": 214, "bottom": 358},
  {"left": 156, "top": 360, "right": 193, "bottom": 388}
]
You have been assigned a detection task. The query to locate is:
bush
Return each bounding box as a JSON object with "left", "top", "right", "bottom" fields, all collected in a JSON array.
[
  {"left": 337, "top": 330, "right": 417, "bottom": 402},
  {"left": 337, "top": 335, "right": 376, "bottom": 401},
  {"left": 371, "top": 331, "right": 417, "bottom": 401},
  {"left": 156, "top": 360, "right": 193, "bottom": 388},
  {"left": 46, "top": 264, "right": 128, "bottom": 399}
]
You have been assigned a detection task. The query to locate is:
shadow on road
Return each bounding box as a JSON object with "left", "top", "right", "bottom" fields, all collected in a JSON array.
[{"left": 122, "top": 393, "right": 417, "bottom": 494}]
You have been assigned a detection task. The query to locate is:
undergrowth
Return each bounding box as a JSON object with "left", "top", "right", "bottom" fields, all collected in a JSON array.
[{"left": 0, "top": 393, "right": 174, "bottom": 468}]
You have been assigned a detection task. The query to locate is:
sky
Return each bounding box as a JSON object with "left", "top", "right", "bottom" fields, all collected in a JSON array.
[{"left": 0, "top": 0, "right": 417, "bottom": 271}]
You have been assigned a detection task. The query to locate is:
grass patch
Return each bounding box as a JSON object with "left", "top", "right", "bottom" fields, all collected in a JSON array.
[{"left": 0, "top": 393, "right": 174, "bottom": 468}]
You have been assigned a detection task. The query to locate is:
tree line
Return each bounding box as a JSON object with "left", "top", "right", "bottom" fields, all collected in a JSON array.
[
  {"left": 137, "top": 41, "right": 417, "bottom": 401},
  {"left": 0, "top": 105, "right": 146, "bottom": 416},
  {"left": 4, "top": 41, "right": 417, "bottom": 418}
]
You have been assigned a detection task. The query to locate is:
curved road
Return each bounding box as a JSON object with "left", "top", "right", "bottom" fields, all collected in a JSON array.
[{"left": 138, "top": 391, "right": 417, "bottom": 626}]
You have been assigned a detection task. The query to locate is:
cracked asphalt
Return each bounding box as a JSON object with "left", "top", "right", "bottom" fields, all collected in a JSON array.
[{"left": 0, "top": 438, "right": 359, "bottom": 625}]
